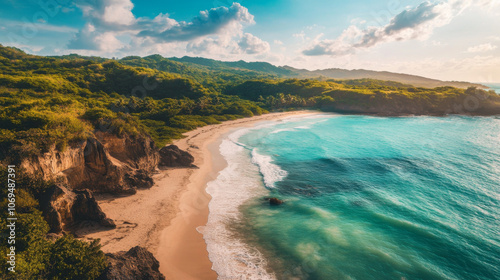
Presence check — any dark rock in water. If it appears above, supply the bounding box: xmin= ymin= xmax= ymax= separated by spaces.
xmin=159 ymin=145 xmax=196 ymax=168
xmin=99 ymin=246 xmax=165 ymax=280
xmin=269 ymin=197 xmax=284 ymax=205
xmin=40 ymin=185 xmax=115 ymax=233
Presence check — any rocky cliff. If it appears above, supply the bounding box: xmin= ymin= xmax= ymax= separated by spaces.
xmin=17 ymin=129 xmax=187 ymax=280
xmin=19 ymin=130 xmax=160 ymax=234
xmin=99 ymin=246 xmax=165 ymax=280
xmin=21 ymin=132 xmax=159 ymax=194
xmin=40 ymin=184 xmax=116 ymax=233
xmin=19 ymin=130 xmax=199 ymax=235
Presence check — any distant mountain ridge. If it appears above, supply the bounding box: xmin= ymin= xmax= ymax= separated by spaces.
xmin=44 ymin=49 xmax=485 ymax=89
xmin=162 ymin=55 xmax=485 ymax=89
xmin=168 ymin=56 xmax=296 ymax=76
xmin=286 ymin=67 xmax=486 ymax=89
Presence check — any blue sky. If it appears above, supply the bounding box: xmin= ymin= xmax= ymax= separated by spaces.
xmin=1 ymin=0 xmax=499 ymax=82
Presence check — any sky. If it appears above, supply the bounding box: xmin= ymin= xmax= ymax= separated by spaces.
xmin=0 ymin=0 xmax=499 ymax=82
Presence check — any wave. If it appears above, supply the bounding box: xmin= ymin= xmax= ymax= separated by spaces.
xmin=268 ymin=128 xmax=297 ymax=135
xmin=202 ymin=133 xmax=276 ymax=279
xmin=251 ymin=148 xmax=288 ymax=188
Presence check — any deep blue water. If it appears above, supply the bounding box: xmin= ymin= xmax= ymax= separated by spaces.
xmin=204 ymin=115 xmax=500 ymax=280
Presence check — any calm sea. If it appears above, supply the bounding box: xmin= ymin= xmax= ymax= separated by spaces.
xmin=202 ymin=114 xmax=500 ymax=280
xmin=484 ymin=83 xmax=500 ymax=94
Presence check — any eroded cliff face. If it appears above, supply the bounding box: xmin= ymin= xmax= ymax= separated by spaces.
xmin=40 ymin=185 xmax=116 ymax=233
xmin=21 ymin=132 xmax=159 ymax=194
xmin=99 ymin=246 xmax=165 ymax=280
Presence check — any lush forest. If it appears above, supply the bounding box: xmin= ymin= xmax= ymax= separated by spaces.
xmin=0 ymin=166 xmax=106 ymax=280
xmin=1 ymin=44 xmax=500 ymax=279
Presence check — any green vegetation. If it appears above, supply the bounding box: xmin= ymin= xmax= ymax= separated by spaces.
xmin=0 ymin=44 xmax=499 ymax=279
xmin=0 ymin=168 xmax=106 ymax=280
xmin=224 ymin=78 xmax=500 ymax=113
xmin=0 ymin=45 xmax=272 ymax=163
xmin=1 ymin=45 xmax=500 ymax=163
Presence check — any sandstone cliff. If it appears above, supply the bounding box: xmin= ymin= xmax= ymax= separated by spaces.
xmin=21 ymin=132 xmax=159 ymax=194
xmin=99 ymin=246 xmax=165 ymax=280
xmin=40 ymin=184 xmax=116 ymax=233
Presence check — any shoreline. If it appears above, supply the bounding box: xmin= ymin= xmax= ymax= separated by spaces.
xmin=80 ymin=110 xmax=319 ymax=279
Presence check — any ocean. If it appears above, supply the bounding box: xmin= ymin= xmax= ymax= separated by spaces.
xmin=201 ymin=114 xmax=500 ymax=280
xmin=484 ymin=83 xmax=500 ymax=94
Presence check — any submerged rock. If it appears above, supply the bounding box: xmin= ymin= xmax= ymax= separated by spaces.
xmin=99 ymin=246 xmax=165 ymax=280
xmin=159 ymin=145 xmax=196 ymax=168
xmin=268 ymin=197 xmax=284 ymax=205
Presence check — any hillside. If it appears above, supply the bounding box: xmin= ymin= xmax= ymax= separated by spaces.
xmin=139 ymin=54 xmax=485 ymax=89
xmin=49 ymin=51 xmax=485 ymax=90
xmin=169 ymin=56 xmax=296 ymax=76
xmin=1 ymin=43 xmax=500 ymax=279
xmin=283 ymin=67 xmax=487 ymax=89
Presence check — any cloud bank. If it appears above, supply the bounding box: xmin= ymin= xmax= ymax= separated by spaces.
xmin=138 ymin=3 xmax=254 ymax=42
xmin=467 ymin=43 xmax=497 ymax=53
xmin=303 ymin=0 xmax=486 ymax=56
xmin=68 ymin=1 xmax=269 ymax=56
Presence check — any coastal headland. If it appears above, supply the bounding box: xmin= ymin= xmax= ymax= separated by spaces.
xmin=80 ymin=110 xmax=318 ymax=279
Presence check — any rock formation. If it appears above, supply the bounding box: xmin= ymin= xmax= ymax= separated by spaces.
xmin=99 ymin=246 xmax=165 ymax=280
xmin=20 ymin=132 xmax=159 ymax=194
xmin=40 ymin=184 xmax=116 ymax=233
xmin=268 ymin=197 xmax=284 ymax=205
xmin=158 ymin=145 xmax=196 ymax=168
xmin=72 ymin=189 xmax=116 ymax=228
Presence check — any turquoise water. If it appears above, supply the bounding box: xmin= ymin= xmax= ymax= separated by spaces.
xmin=485 ymin=83 xmax=500 ymax=94
xmin=204 ymin=115 xmax=500 ymax=280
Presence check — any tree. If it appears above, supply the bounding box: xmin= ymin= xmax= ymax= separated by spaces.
xmin=47 ymin=235 xmax=106 ymax=280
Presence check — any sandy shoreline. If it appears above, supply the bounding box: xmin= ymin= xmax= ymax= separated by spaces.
xmin=81 ymin=110 xmax=318 ymax=279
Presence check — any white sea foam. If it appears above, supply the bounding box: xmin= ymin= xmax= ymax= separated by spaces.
xmin=268 ymin=128 xmax=296 ymax=135
xmin=201 ymin=133 xmax=277 ymax=280
xmin=251 ymin=148 xmax=287 ymax=188
xmin=279 ymin=113 xmax=333 ymax=123
xmin=268 ymin=123 xmax=319 ymax=135
xmin=295 ymin=125 xmax=311 ymax=129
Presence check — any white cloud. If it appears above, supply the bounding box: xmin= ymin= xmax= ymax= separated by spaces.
xmin=303 ymin=0 xmax=480 ymax=56
xmin=467 ymin=43 xmax=497 ymax=53
xmin=138 ymin=3 xmax=254 ymax=42
xmin=103 ymin=0 xmax=135 ymax=25
xmin=293 ymin=31 xmax=306 ymax=41
xmin=67 ymin=1 xmax=268 ymax=57
xmin=186 ymin=36 xmax=238 ymax=55
xmin=95 ymin=32 xmax=124 ymax=52
xmin=238 ymin=33 xmax=270 ymax=54
xmin=75 ymin=0 xmax=136 ymax=28
xmin=67 ymin=23 xmax=100 ymax=50
xmin=0 ymin=19 xmax=78 ymax=33
xmin=303 ymin=26 xmax=360 ymax=56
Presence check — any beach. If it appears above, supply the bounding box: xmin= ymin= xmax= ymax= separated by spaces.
xmin=79 ymin=110 xmax=317 ymax=279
